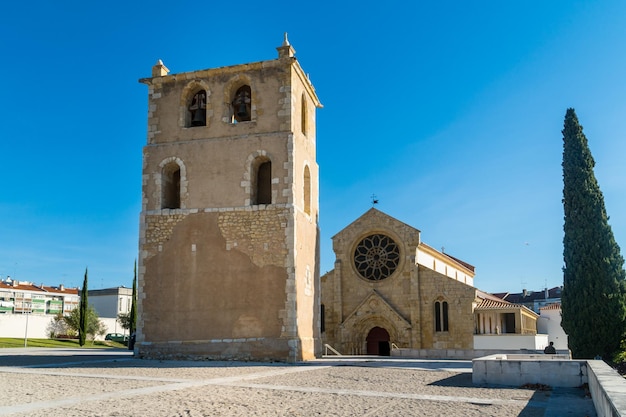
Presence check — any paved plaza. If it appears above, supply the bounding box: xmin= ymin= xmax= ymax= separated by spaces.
xmin=0 ymin=348 xmax=596 ymax=416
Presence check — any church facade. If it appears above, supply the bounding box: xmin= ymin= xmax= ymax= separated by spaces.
xmin=321 ymin=208 xmax=532 ymax=357
xmin=136 ymin=36 xmax=322 ymax=362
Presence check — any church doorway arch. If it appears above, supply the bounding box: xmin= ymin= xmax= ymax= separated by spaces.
xmin=366 ymin=326 xmax=390 ymax=356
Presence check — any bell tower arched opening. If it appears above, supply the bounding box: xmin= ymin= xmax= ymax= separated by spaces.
xmin=232 ymin=85 xmax=251 ymax=123
xmin=188 ymin=90 xmax=207 ymax=127
xmin=250 ymin=157 xmax=272 ymax=205
xmin=161 ymin=162 xmax=181 ymax=209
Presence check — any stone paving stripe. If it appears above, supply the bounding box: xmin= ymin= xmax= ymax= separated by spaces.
xmin=22 ymin=358 xmax=136 ymax=368
xmin=215 ymin=381 xmax=536 ymax=408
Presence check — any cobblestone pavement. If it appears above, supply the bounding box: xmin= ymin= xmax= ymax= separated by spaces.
xmin=0 ymin=349 xmax=597 ymax=416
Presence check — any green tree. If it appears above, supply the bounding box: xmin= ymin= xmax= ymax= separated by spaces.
xmin=561 ymin=108 xmax=626 ymax=359
xmin=64 ymin=306 xmax=106 ymax=342
xmin=117 ymin=262 xmax=138 ymax=334
xmin=129 ymin=260 xmax=137 ymax=336
xmin=117 ymin=312 xmax=132 ymax=331
xmin=47 ymin=313 xmax=74 ymax=338
xmin=79 ymin=268 xmax=88 ymax=346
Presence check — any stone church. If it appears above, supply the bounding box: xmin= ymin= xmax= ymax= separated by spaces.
xmin=136 ymin=35 xmax=322 ymax=362
xmin=321 ymin=208 xmax=529 ymax=357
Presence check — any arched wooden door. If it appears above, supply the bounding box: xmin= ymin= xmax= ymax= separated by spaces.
xmin=366 ymin=327 xmax=390 ymax=356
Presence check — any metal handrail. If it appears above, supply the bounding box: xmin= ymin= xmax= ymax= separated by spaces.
xmin=324 ymin=343 xmax=342 ymax=356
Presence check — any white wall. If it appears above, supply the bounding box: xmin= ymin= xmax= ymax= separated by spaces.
xmin=474 ymin=334 xmax=549 ymax=350
xmin=99 ymin=317 xmax=127 ymax=338
xmin=0 ymin=314 xmax=53 ymax=339
xmin=472 ymin=355 xmax=588 ymax=388
xmin=537 ymin=308 xmax=568 ymax=350
xmin=0 ymin=314 xmax=126 ymax=341
xmin=90 ymin=294 xmax=120 ymax=318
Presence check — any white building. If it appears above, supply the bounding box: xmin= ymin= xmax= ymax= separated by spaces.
xmin=0 ymin=278 xmax=79 ymax=316
xmin=88 ymin=287 xmax=133 ymax=319
xmin=537 ymin=302 xmax=568 ymax=350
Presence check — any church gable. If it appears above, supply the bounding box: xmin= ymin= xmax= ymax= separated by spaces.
xmin=332 ymin=208 xmax=420 ymax=248
xmin=342 ymin=290 xmax=412 ymax=331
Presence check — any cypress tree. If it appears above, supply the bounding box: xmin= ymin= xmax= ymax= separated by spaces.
xmin=561 ymin=108 xmax=626 ymax=359
xmin=79 ymin=268 xmax=89 ymax=347
xmin=129 ymin=260 xmax=137 ymax=336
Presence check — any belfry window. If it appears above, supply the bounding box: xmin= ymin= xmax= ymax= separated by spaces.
xmin=435 ymin=300 xmax=449 ymax=332
xmin=232 ymin=85 xmax=251 ymax=123
xmin=188 ymin=90 xmax=207 ymax=127
xmin=162 ymin=163 xmax=181 ymax=209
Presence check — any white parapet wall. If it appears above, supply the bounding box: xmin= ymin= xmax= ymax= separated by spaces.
xmin=586 ymin=360 xmax=626 ymax=417
xmin=473 ymin=355 xmax=626 ymax=417
xmin=473 ymin=334 xmax=549 ymax=350
xmin=472 ymin=354 xmax=586 ymax=388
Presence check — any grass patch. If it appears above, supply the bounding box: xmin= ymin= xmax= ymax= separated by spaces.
xmin=0 ymin=338 xmax=123 ymax=349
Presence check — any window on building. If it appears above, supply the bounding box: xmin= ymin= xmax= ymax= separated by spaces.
xmin=301 ymin=93 xmax=307 ymax=135
xmin=320 ymin=304 xmax=325 ymax=333
xmin=435 ymin=300 xmax=449 ymax=332
xmin=188 ymin=90 xmax=207 ymax=127
xmin=303 ymin=165 xmax=311 ymax=215
xmin=252 ymin=160 xmax=271 ymax=205
xmin=232 ymin=85 xmax=251 ymax=123
xmin=162 ymin=162 xmax=181 ymax=209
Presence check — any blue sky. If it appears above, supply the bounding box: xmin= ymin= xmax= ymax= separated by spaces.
xmin=1 ymin=1 xmax=625 ymax=293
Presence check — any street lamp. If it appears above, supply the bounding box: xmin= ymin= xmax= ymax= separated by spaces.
xmin=23 ymin=301 xmax=31 ymax=347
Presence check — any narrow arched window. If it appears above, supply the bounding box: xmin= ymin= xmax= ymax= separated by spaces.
xmin=162 ymin=163 xmax=181 ymax=209
xmin=254 ymin=160 xmax=271 ymax=205
xmin=232 ymin=85 xmax=251 ymax=123
xmin=320 ymin=304 xmax=325 ymax=333
xmin=188 ymin=90 xmax=207 ymax=127
xmin=301 ymin=93 xmax=307 ymax=135
xmin=303 ymin=165 xmax=311 ymax=215
xmin=435 ymin=300 xmax=449 ymax=332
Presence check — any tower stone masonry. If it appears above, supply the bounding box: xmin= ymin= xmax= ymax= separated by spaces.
xmin=136 ymin=35 xmax=322 ymax=362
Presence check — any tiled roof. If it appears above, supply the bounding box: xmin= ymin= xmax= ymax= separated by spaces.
xmin=475 ymin=290 xmax=508 ymax=303
xmin=474 ymin=294 xmax=539 ymax=317
xmin=441 ymin=252 xmax=475 ymax=273
xmin=0 ymin=282 xmax=40 ymax=292
xmin=475 ymin=299 xmax=515 ymax=310
xmin=0 ymin=281 xmax=78 ymax=295
xmin=419 ymin=243 xmax=475 ymax=273
xmin=498 ymin=286 xmax=562 ymax=303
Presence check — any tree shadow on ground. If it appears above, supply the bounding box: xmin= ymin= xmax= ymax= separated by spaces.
xmin=428 ymin=373 xmax=561 ymax=417
xmin=427 ymin=372 xmax=473 ymax=387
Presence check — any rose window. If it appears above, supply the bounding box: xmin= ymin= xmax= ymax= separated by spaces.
xmin=353 ymin=234 xmax=400 ymax=281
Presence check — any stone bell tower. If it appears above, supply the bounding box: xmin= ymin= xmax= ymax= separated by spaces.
xmin=136 ymin=35 xmax=322 ymax=362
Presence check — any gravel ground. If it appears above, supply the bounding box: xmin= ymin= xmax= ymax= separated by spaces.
xmin=0 ymin=351 xmax=596 ymax=417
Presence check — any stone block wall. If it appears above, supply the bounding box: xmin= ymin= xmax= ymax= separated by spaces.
xmin=418 ymin=268 xmax=476 ymax=350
